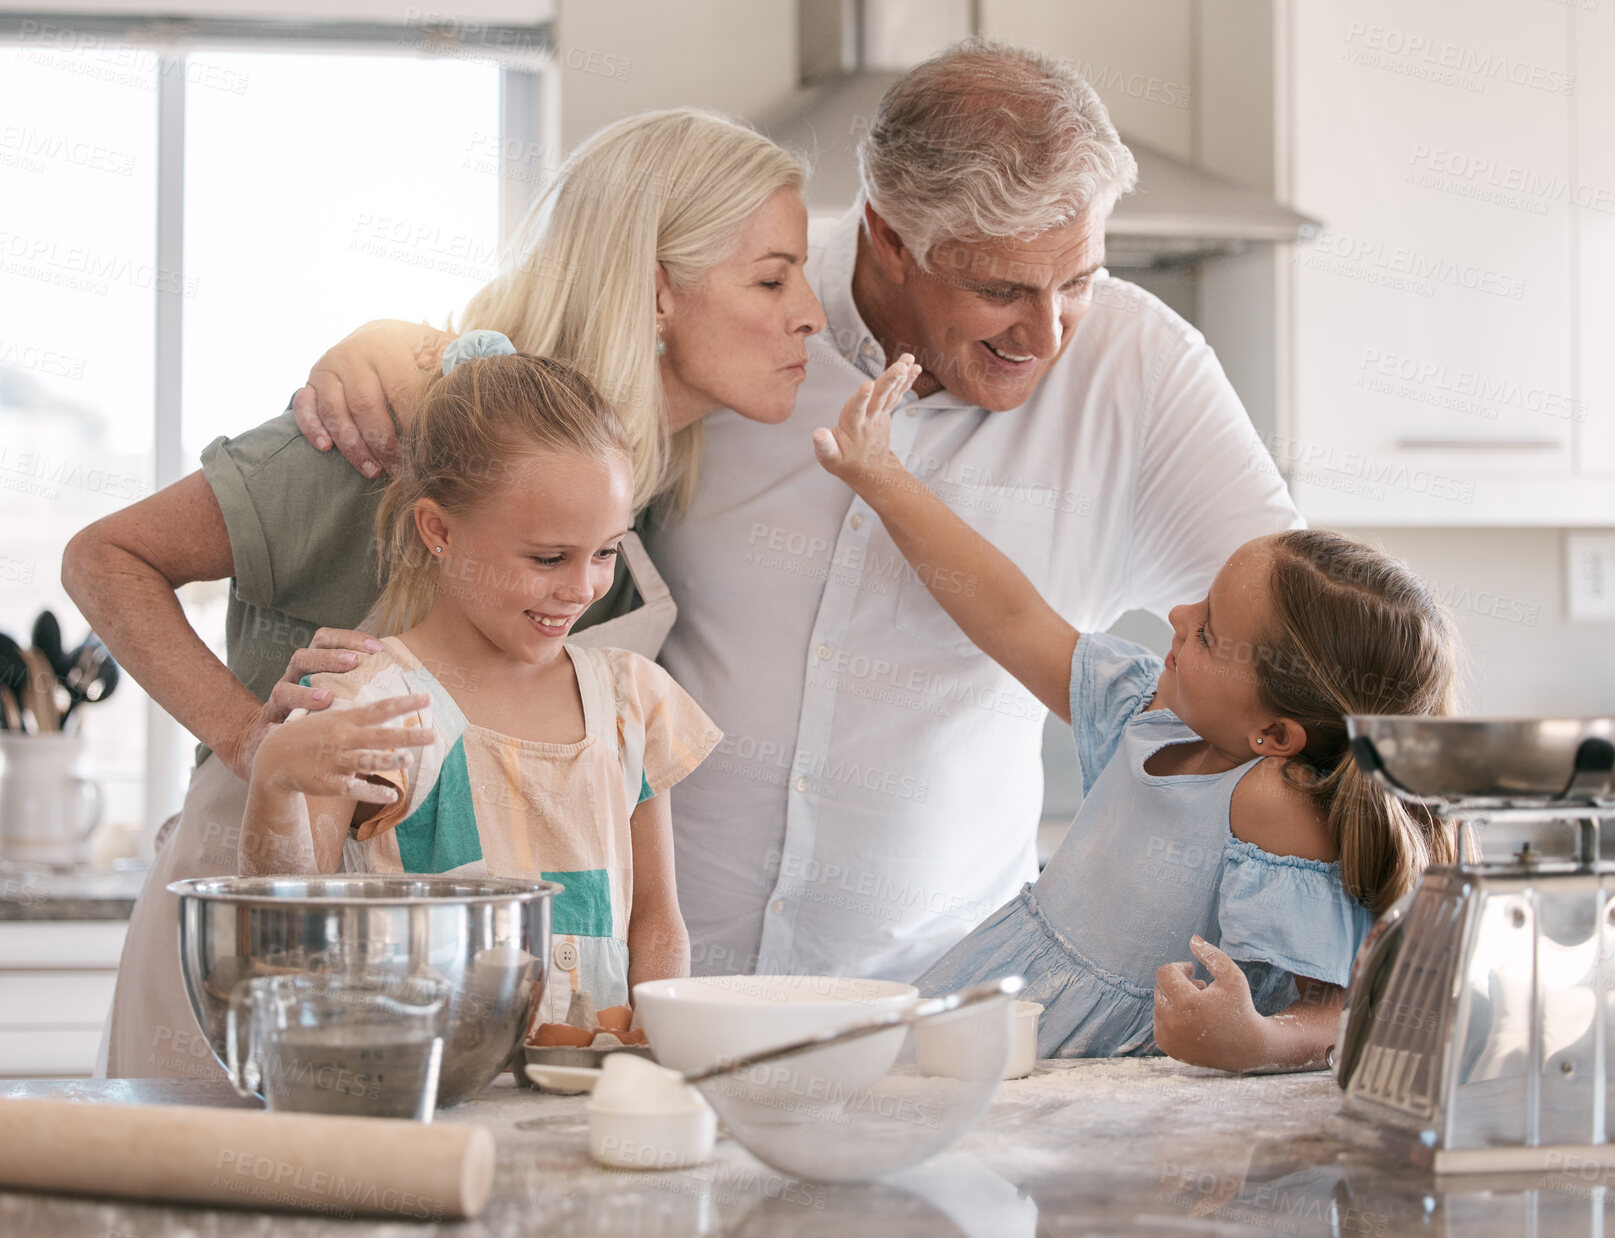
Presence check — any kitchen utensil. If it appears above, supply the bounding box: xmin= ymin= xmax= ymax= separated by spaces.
xmin=1347 ymin=715 xmax=1615 ymax=808
xmin=227 ymin=972 xmax=450 ymax=1121
xmin=1333 ymin=714 xmax=1615 ymax=1172
xmin=519 ymin=1042 xmax=655 ymax=1093
xmin=684 ymin=977 xmax=1022 ymax=1182
xmin=170 ymin=875 xmax=560 ymax=1108
xmin=0 ymin=733 xmax=102 ymax=867
xmin=60 ymin=636 xmax=117 ymax=725
xmin=525 ymin=1062 xmax=611 ymax=1093
xmin=586 ymin=1054 xmax=717 ymax=1171
xmin=0 ymin=1096 xmax=494 ymax=1219
xmin=29 ymin=611 xmax=68 ymax=680
xmin=0 ymin=636 xmax=31 ymax=730
xmin=19 ymin=647 xmax=61 ymax=730
xmin=588 ymin=1099 xmax=718 ymax=1171
xmin=556 ymin=980 xmax=1018 ymax=1178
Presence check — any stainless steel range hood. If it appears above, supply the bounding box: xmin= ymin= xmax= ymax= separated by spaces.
xmin=1103 ymin=140 xmax=1320 ymax=268
xmin=759 ymin=2 xmax=1319 ymax=270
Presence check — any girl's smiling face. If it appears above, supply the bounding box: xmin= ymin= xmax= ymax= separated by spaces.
xmin=417 ymin=447 xmax=633 ymax=666
xmin=1158 ymin=537 xmax=1283 ymax=760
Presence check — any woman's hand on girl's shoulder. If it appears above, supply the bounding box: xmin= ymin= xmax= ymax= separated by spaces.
xmin=253 ymin=693 xmax=434 ymax=802
xmin=1229 ymin=757 xmax=1336 ymax=862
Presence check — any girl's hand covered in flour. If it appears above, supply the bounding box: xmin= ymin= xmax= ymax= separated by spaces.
xmin=1152 ymin=935 xmax=1344 ymax=1074
xmin=1152 ymin=936 xmax=1266 ymax=1071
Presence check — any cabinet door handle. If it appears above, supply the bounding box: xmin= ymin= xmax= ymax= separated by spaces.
xmin=1393 ymin=437 xmax=1563 ymax=452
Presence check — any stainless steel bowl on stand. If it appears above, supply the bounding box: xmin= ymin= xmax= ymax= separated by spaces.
xmin=1334 ymin=716 xmax=1615 ymax=1173
xmin=169 ymin=875 xmax=559 ymax=1109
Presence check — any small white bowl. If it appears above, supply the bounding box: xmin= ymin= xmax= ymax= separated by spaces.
xmin=587 ymin=1096 xmax=716 ymax=1170
xmin=916 ymin=999 xmax=1043 ymax=1080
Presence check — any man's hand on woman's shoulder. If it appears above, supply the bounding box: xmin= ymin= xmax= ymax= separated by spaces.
xmin=293 ymin=319 xmax=453 ymax=479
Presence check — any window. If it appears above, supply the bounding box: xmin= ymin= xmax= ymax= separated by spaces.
xmin=0 ymin=43 xmax=158 ymax=836
xmin=0 ymin=19 xmax=546 ymax=855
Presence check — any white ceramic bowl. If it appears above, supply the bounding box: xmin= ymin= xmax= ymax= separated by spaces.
xmin=633 ymin=974 xmax=918 ymax=1097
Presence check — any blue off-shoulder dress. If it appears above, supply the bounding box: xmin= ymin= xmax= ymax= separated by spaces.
xmin=917 ymin=631 xmax=1376 ymax=1059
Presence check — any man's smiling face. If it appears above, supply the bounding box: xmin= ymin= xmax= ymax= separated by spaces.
xmin=895 ymin=208 xmax=1106 ymax=411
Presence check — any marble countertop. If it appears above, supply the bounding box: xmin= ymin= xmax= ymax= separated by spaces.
xmin=1 ymin=1059 xmax=1608 ymax=1236
xmin=0 ymin=864 xmax=145 ymax=920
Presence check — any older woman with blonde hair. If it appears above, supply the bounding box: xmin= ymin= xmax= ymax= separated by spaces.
xmin=64 ymin=107 xmax=899 ymax=1081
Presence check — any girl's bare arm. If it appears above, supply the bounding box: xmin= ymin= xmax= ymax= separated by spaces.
xmin=625 ymin=790 xmax=690 ymax=992
xmin=814 ymin=361 xmax=1080 ymax=723
xmin=240 ymin=694 xmax=431 ymax=875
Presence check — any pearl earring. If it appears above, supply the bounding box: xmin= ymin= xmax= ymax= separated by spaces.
xmin=434 ymin=546 xmax=443 ymax=554
xmin=1255 ymin=738 xmax=1264 ymax=745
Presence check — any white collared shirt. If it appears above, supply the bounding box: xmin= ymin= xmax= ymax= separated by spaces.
xmin=643 ymin=205 xmax=1301 ymax=982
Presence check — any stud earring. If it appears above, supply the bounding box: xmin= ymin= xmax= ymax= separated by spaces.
xmin=1255 ymin=737 xmax=1264 ymax=745
xmin=434 ymin=546 xmax=443 ymax=554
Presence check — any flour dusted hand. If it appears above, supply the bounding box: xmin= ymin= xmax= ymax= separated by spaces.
xmin=1152 ymin=936 xmax=1267 ymax=1071
xmin=223 ymin=627 xmax=385 ymax=782
xmin=253 ymin=693 xmax=434 ymax=804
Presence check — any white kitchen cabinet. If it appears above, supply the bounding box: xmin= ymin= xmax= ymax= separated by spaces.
xmin=1287 ymin=0 xmax=1614 ymax=524
xmin=0 ymin=921 xmax=125 ymax=1078
xmin=1573 ymin=1 xmax=1615 ymax=481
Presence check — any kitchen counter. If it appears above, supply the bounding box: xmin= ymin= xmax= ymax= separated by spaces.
xmin=2 ymin=1060 xmax=1609 ymax=1236
xmin=0 ymin=864 xmax=145 ymax=920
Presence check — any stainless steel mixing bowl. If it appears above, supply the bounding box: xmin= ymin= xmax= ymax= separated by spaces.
xmin=1346 ymin=715 xmax=1615 ymax=808
xmin=169 ymin=875 xmax=558 ymax=1108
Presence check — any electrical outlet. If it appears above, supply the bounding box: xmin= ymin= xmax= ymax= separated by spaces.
xmin=1565 ymin=533 xmax=1615 ymax=621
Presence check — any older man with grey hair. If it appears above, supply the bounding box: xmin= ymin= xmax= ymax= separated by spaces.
xmin=297 ymin=39 xmax=1300 ymax=982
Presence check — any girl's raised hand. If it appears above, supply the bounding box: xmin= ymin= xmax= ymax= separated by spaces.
xmin=252 ymin=693 xmax=435 ymax=804
xmin=1152 ymin=935 xmax=1267 ymax=1071
xmin=813 ymin=354 xmax=922 ymax=489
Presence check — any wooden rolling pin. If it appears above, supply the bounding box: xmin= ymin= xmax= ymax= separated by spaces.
xmin=0 ymin=1098 xmax=495 ymax=1220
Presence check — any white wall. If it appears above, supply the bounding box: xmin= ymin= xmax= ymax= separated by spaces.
xmin=554 ymin=0 xmax=797 ymax=148
xmin=1349 ymin=528 xmax=1615 ymax=716
xmin=980 ymin=0 xmax=1195 ymax=159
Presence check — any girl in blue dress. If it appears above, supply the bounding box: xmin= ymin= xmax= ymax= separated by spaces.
xmin=814 ymin=360 xmax=1461 ymax=1072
